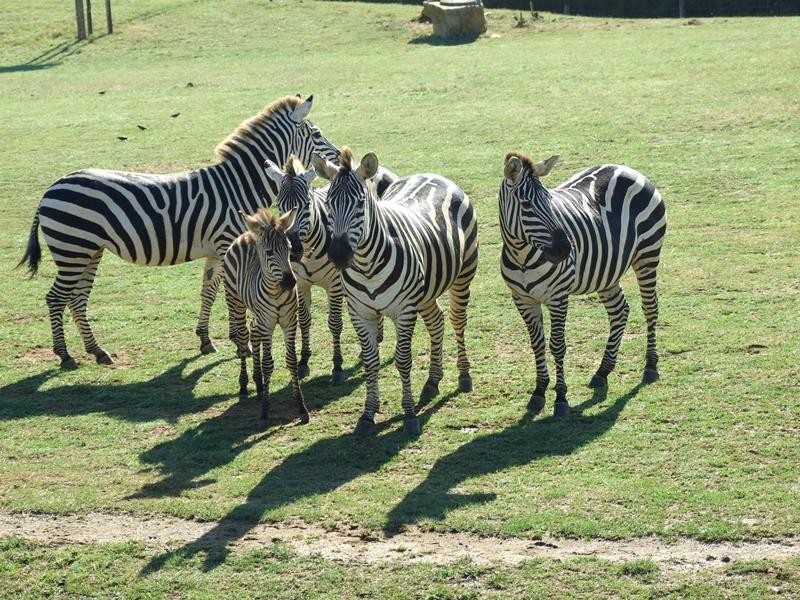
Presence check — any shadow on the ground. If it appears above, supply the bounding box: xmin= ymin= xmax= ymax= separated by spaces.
xmin=0 ymin=40 xmax=85 ymax=74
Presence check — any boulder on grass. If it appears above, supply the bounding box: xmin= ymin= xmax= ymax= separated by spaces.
xmin=422 ymin=0 xmax=487 ymax=40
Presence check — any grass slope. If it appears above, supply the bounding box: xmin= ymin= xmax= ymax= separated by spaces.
xmin=0 ymin=0 xmax=798 ymax=592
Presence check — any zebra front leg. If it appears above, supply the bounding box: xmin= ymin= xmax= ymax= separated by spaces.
xmin=296 ymin=284 xmax=313 ymax=379
xmin=513 ymin=296 xmax=550 ymax=413
xmin=252 ymin=326 xmax=270 ymax=430
xmin=67 ymin=250 xmax=114 ymax=365
xmin=327 ymin=280 xmax=346 ymax=384
xmin=349 ymin=309 xmax=381 ymax=436
xmin=634 ymin=258 xmax=661 ymax=384
xmin=419 ymin=301 xmax=445 ymax=402
xmin=196 ymin=257 xmax=222 ymax=355
xmin=589 ymin=283 xmax=630 ymax=389
xmin=548 ymin=296 xmax=570 ymax=417
xmin=283 ymin=317 xmax=309 ymax=424
xmin=393 ymin=309 xmax=421 ymax=436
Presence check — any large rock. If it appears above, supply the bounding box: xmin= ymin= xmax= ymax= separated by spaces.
xmin=422 ymin=0 xmax=487 ymax=39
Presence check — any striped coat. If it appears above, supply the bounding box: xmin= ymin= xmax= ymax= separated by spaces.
xmin=223 ymin=208 xmax=308 ymax=427
xmin=314 ymin=148 xmax=478 ymax=436
xmin=499 ymin=152 xmax=666 ymax=415
xmin=17 ymin=95 xmax=339 ymax=369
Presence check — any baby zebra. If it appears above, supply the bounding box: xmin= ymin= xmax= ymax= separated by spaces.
xmin=223 ymin=207 xmax=309 ymax=427
xmin=499 ymin=152 xmax=666 ymax=416
xmin=314 ymin=148 xmax=479 ymax=437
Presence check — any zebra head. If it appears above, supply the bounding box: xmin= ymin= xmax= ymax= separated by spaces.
xmin=312 ymin=148 xmax=378 ymax=271
xmin=288 ymin=96 xmax=340 ymax=168
xmin=502 ymin=152 xmax=572 ymax=264
xmin=240 ymin=208 xmax=298 ymax=290
xmin=264 ymin=156 xmax=316 ymax=262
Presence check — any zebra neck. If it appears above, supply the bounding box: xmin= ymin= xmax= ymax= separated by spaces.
xmin=304 ymin=196 xmax=330 ymax=258
xmin=203 ymin=159 xmax=273 ymax=214
xmin=353 ymin=192 xmax=390 ymax=273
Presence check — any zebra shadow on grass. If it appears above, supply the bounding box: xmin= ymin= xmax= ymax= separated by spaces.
xmin=140 ymin=388 xmax=456 ymax=575
xmin=0 ymin=356 xmax=229 ymax=425
xmin=127 ymin=362 xmax=369 ymax=500
xmin=383 ymin=383 xmax=644 ymax=535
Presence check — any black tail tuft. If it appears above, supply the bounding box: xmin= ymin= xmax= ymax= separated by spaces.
xmin=16 ymin=212 xmax=42 ymax=277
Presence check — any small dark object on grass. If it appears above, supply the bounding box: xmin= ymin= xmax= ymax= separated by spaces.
xmin=171 ymin=112 xmax=180 ymax=118
xmin=186 ymin=82 xmax=194 ymax=87
xmin=137 ymin=124 xmax=146 ymax=131
xmin=98 ymin=90 xmax=106 ymax=95
xmin=411 ymin=13 xmax=432 ymax=24
xmin=117 ymin=136 xmax=128 ymax=141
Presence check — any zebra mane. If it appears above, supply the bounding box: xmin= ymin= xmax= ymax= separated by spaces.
xmin=214 ymin=96 xmax=304 ymax=162
xmin=338 ymin=147 xmax=355 ymax=176
xmin=504 ymin=151 xmax=538 ymax=176
xmin=283 ymin=155 xmax=305 ymax=178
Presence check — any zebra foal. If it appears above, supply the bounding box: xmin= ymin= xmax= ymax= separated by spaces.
xmin=499 ymin=152 xmax=666 ymax=416
xmin=17 ymin=95 xmax=339 ymax=369
xmin=314 ymin=148 xmax=479 ymax=436
xmin=223 ymin=207 xmax=308 ymax=427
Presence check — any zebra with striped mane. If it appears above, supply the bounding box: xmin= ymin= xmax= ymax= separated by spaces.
xmin=313 ymin=148 xmax=479 ymax=436
xmin=499 ymin=152 xmax=666 ymax=416
xmin=262 ymin=156 xmax=399 ymax=385
xmin=223 ymin=207 xmax=308 ymax=427
xmin=17 ymin=95 xmax=339 ymax=369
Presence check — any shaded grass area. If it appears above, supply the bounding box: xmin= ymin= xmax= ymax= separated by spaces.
xmin=1 ymin=538 xmax=798 ymax=599
xmin=0 ymin=0 xmax=798 ymax=587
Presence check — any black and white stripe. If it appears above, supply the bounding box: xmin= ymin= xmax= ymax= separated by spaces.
xmin=263 ymin=156 xmax=400 ymax=385
xmin=314 ymin=148 xmax=479 ymax=436
xmin=223 ymin=208 xmax=308 ymax=427
xmin=17 ymin=95 xmax=339 ymax=369
xmin=499 ymin=152 xmax=667 ymax=415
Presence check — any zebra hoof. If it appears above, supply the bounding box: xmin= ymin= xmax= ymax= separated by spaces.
xmin=527 ymin=394 xmax=546 ymax=414
xmin=331 ymin=369 xmax=346 ymax=385
xmin=200 ymin=340 xmax=217 ymax=355
xmin=420 ymin=380 xmax=439 ymax=401
xmin=642 ymin=368 xmax=660 ymax=384
xmin=588 ymin=373 xmax=607 ymax=389
xmin=403 ymin=416 xmax=421 ymax=436
xmin=238 ymin=390 xmax=248 ymax=402
xmin=297 ymin=363 xmax=310 ymax=380
xmin=95 ymin=351 xmax=114 ymax=365
xmin=299 ymin=412 xmax=310 ymax=425
xmin=553 ymin=401 xmax=570 ymax=417
xmin=60 ymin=356 xmax=79 ymax=370
xmin=353 ymin=416 xmax=375 ymax=437
xmin=458 ymin=376 xmax=473 ymax=393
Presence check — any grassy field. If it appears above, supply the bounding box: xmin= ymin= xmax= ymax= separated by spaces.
xmin=1 ymin=0 xmax=798 ymax=596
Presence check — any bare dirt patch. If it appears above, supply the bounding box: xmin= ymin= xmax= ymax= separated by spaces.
xmin=1 ymin=512 xmax=797 ymax=573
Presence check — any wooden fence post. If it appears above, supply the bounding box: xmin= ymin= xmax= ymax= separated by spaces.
xmin=75 ymin=0 xmax=87 ymax=39
xmin=86 ymin=0 xmax=94 ymax=35
xmin=105 ymin=0 xmax=113 ymax=34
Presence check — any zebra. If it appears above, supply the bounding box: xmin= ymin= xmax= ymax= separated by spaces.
xmin=16 ymin=95 xmax=339 ymax=369
xmin=223 ymin=207 xmax=308 ymax=427
xmin=262 ymin=156 xmax=400 ymax=385
xmin=499 ymin=151 xmax=666 ymax=416
xmin=313 ymin=148 xmax=479 ymax=436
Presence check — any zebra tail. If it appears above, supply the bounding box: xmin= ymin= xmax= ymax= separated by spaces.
xmin=16 ymin=211 xmax=42 ymax=277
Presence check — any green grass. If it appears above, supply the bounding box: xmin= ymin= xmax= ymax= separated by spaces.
xmin=2 ymin=538 xmax=798 ymax=599
xmin=1 ymin=0 xmax=799 ymax=595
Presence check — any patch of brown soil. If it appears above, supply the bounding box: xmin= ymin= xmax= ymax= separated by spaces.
xmin=0 ymin=512 xmax=797 ymax=573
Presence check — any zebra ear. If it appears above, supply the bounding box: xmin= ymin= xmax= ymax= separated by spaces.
xmin=311 ymin=153 xmax=338 ymax=181
xmin=240 ymin=211 xmax=263 ymax=234
xmin=263 ymin=160 xmax=285 ymax=184
xmin=290 ymin=95 xmax=313 ymax=122
xmin=302 ymin=167 xmax=317 ymax=186
xmin=356 ymin=152 xmax=379 ymax=181
xmin=278 ymin=207 xmax=297 ymax=232
xmin=504 ymin=156 xmax=524 ymax=185
xmin=533 ymin=155 xmax=560 ymax=177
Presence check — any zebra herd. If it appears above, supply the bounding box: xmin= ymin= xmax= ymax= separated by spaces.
xmin=18 ymin=95 xmax=667 ymax=436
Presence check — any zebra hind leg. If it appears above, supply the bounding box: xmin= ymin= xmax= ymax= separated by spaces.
xmin=196 ymin=257 xmax=222 ymax=355
xmin=418 ymin=301 xmax=445 ymax=403
xmin=634 ymin=256 xmax=661 ymax=384
xmin=588 ymin=283 xmax=630 ymax=389
xmin=393 ymin=309 xmax=421 ymax=436
xmin=448 ymin=276 xmax=476 ymax=394
xmin=67 ymin=250 xmax=114 ymax=365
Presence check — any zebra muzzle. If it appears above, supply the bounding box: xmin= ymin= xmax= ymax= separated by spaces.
xmin=543 ymin=229 xmax=572 ymax=263
xmin=327 ymin=235 xmax=354 ymax=270
xmin=280 ymin=271 xmax=297 ymax=289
